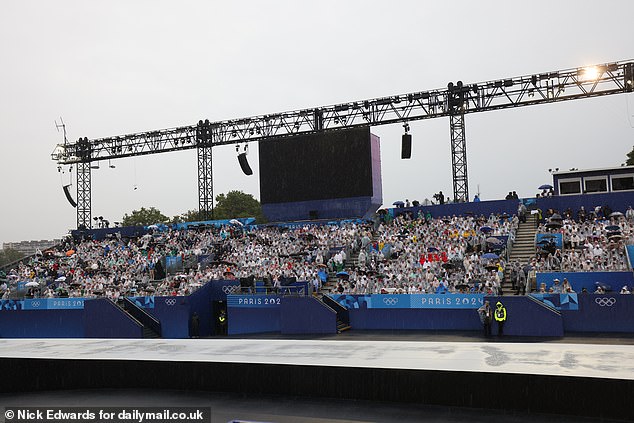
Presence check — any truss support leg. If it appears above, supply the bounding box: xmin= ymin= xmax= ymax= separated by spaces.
xmin=450 ymin=113 xmax=469 ymax=203
xmin=197 ymin=146 xmax=214 ymax=220
xmin=76 ymin=162 xmax=92 ymax=229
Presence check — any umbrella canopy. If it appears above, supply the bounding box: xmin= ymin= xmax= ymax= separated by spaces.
xmin=392 ymin=201 xmax=404 ymax=206
xmin=25 ymin=281 xmax=39 ymax=288
xmin=545 ymin=221 xmax=563 ymax=228
xmin=479 ymin=226 xmax=494 ymax=233
xmin=427 ymin=247 xmax=439 ymax=252
xmin=609 ymin=211 xmax=624 ymax=218
xmin=486 ymin=237 xmax=504 ymax=245
xmin=605 ymin=225 xmax=621 ymax=232
xmin=539 ymin=184 xmax=553 ymax=190
xmin=481 ymin=253 xmax=499 ymax=260
xmin=549 ymin=213 xmax=563 ymax=221
xmin=65 ymin=250 xmax=75 ymax=257
xmin=55 ymin=276 xmax=67 ymax=282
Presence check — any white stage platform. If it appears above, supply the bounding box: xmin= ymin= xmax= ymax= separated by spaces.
xmin=0 ymin=338 xmax=633 ymax=381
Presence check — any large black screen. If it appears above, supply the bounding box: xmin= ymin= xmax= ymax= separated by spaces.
xmin=259 ymin=127 xmax=373 ymax=204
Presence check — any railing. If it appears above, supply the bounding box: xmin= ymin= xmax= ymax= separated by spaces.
xmin=122 ymin=298 xmax=162 ymax=336
xmin=322 ymin=295 xmax=349 ymax=326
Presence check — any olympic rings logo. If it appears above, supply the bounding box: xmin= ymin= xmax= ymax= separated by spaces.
xmin=31 ymin=301 xmax=41 ymax=308
xmin=383 ymin=297 xmax=398 ymax=306
xmin=222 ymin=285 xmax=238 ymax=294
xmin=165 ymin=298 xmax=177 ymax=306
xmin=595 ymin=297 xmax=616 ymax=307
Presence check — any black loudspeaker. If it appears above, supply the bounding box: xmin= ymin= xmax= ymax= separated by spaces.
xmin=237 ymin=153 xmax=253 ymax=175
xmin=62 ymin=185 xmax=77 ymax=208
xmin=401 ymin=133 xmax=412 ymax=159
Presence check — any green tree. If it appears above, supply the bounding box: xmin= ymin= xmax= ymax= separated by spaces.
xmin=213 ymin=190 xmax=266 ymax=223
xmin=122 ymin=207 xmax=169 ymax=227
xmin=627 ymin=146 xmax=634 ymax=166
xmin=0 ymin=248 xmax=25 ymax=267
xmin=170 ymin=209 xmax=206 ymax=224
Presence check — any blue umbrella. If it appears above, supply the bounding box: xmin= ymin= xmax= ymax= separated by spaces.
xmin=392 ymin=201 xmax=404 ymax=206
xmin=480 ymin=226 xmax=493 ymax=233
xmin=481 ymin=253 xmax=499 ymax=260
xmin=539 ymin=184 xmax=553 ymax=190
xmin=427 ymin=247 xmax=439 ymax=252
xmin=336 ymin=271 xmax=349 ymax=280
xmin=605 ymin=225 xmax=620 ymax=232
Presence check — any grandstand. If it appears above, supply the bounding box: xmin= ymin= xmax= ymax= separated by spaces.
xmin=2 ymin=186 xmax=634 ymax=420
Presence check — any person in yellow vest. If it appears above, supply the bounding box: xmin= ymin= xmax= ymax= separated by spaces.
xmin=218 ymin=309 xmax=227 ymax=336
xmin=494 ymin=301 xmax=507 ymax=336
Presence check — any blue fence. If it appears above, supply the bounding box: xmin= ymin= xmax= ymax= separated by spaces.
xmin=330 ymin=294 xmax=484 ymax=309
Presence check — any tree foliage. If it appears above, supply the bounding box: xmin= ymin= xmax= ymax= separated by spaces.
xmin=627 ymin=146 xmax=634 ymax=166
xmin=0 ymin=248 xmax=25 ymax=267
xmin=213 ymin=190 xmax=265 ymax=223
xmin=170 ymin=209 xmax=206 ymax=224
xmin=122 ymin=207 xmax=169 ymax=227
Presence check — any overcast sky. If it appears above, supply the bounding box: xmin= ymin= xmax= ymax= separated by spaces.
xmin=1 ymin=0 xmax=633 ymax=246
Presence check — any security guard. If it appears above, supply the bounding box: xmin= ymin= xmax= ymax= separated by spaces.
xmin=218 ymin=309 xmax=227 ymax=336
xmin=494 ymin=301 xmax=507 ymax=336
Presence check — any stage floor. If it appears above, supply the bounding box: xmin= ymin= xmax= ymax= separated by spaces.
xmin=0 ymin=337 xmax=633 ymax=381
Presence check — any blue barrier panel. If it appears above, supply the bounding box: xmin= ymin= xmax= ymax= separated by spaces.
xmin=0 ymin=299 xmax=23 ymax=310
xmin=127 ymin=296 xmax=155 ymax=309
xmin=562 ymin=294 xmax=634 ymax=333
xmin=530 ymin=293 xmax=579 ymax=311
xmin=227 ymin=295 xmax=281 ymax=335
xmin=485 ymin=296 xmax=564 ymax=337
xmin=330 ymin=294 xmax=484 ymax=309
xmin=23 ymin=298 xmax=86 ymax=310
xmin=280 ymin=297 xmax=336 ymax=334
xmin=536 ymin=271 xmax=634 ymax=293
xmin=84 ymin=298 xmax=143 ymax=339
xmin=347 ymin=308 xmax=481 ymax=330
xmin=0 ymin=309 xmax=84 ymax=338
xmin=228 ymin=295 xmax=282 ymax=308
xmin=144 ymin=296 xmax=191 ymax=339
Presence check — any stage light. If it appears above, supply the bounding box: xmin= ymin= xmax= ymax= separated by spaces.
xmin=578 ymin=66 xmax=600 ymax=81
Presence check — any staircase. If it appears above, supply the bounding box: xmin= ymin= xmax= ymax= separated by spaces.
xmin=119 ymin=298 xmax=162 ymax=338
xmin=502 ymin=214 xmax=539 ymax=294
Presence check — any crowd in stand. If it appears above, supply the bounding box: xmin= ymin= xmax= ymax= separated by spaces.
xmin=532 ymin=206 xmax=633 ymax=273
xmin=1 ymin=202 xmax=632 ymax=300
xmin=332 ymin=212 xmax=516 ymax=295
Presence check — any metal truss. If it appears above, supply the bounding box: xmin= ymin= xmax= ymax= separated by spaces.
xmin=51 ymin=60 xmax=634 ymax=226
xmin=197 ymin=121 xmax=214 ymax=220
xmin=76 ymin=161 xmax=91 ymax=229
xmin=449 ymin=114 xmax=468 ymax=202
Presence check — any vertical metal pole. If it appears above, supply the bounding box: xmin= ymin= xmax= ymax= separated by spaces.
xmin=76 ymin=161 xmax=92 ymax=229
xmin=197 ymin=146 xmax=214 ymax=220
xmin=196 ymin=120 xmax=214 ymax=221
xmin=449 ymin=113 xmax=469 ymax=203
